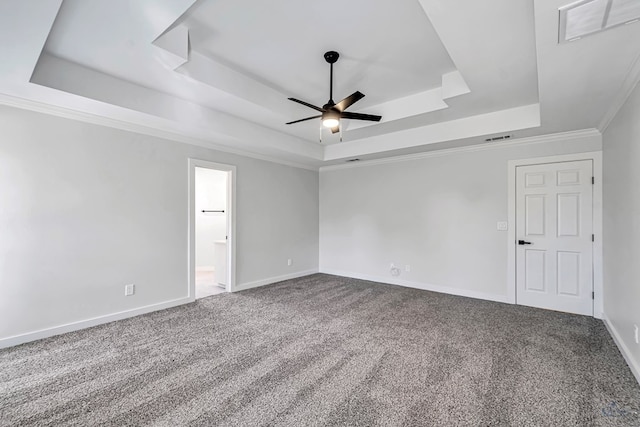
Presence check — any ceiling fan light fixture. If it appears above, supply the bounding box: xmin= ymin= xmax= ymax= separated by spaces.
xmin=322 ymin=110 xmax=340 ymax=128
xmin=322 ymin=118 xmax=340 ymax=128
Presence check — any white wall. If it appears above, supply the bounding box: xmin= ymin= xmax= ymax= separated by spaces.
xmin=195 ymin=168 xmax=227 ymax=268
xmin=603 ymin=80 xmax=640 ymax=382
xmin=320 ymin=133 xmax=601 ymax=301
xmin=0 ymin=105 xmax=319 ymax=344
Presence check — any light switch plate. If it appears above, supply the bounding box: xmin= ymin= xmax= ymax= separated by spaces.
xmin=497 ymin=221 xmax=508 ymax=231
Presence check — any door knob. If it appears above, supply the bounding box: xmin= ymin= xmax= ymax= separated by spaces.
xmin=518 ymin=240 xmax=532 ymax=245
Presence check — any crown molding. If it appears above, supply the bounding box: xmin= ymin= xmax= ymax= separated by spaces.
xmin=0 ymin=91 xmax=606 ymax=175
xmin=599 ymin=53 xmax=640 ymax=132
xmin=319 ymin=128 xmax=601 ymax=172
xmin=0 ymin=93 xmax=320 ymax=172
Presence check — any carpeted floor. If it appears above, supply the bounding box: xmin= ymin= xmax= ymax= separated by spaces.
xmin=1 ymin=274 xmax=639 ymax=426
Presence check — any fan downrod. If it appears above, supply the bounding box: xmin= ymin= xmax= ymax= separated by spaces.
xmin=324 ymin=51 xmax=339 ymax=64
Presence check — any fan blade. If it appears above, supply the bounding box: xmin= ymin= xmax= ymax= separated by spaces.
xmin=331 ymin=125 xmax=340 ymax=134
xmin=341 ymin=111 xmax=382 ymax=122
xmin=288 ymin=98 xmax=324 ymax=113
xmin=286 ymin=115 xmax=322 ymax=125
xmin=335 ymin=91 xmax=365 ymax=112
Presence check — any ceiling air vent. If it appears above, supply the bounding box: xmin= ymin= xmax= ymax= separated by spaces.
xmin=485 ymin=134 xmax=512 ymax=142
xmin=559 ymin=0 xmax=640 ymax=43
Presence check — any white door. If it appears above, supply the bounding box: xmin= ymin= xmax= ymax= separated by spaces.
xmin=516 ymin=160 xmax=593 ymax=315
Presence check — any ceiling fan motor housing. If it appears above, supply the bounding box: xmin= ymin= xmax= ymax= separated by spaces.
xmin=324 ymin=51 xmax=339 ymax=64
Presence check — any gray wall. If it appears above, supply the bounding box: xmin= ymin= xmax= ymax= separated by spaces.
xmin=603 ymin=81 xmax=640 ymax=379
xmin=0 ymin=106 xmax=319 ymax=341
xmin=320 ymin=133 xmax=601 ymax=300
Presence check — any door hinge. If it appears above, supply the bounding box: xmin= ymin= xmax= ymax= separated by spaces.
xmin=592 ymin=234 xmax=595 ymax=242
xmin=592 ymin=176 xmax=595 ymax=185
xmin=592 ymin=291 xmax=595 ymax=300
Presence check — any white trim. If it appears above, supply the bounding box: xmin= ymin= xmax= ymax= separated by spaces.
xmin=235 ymin=270 xmax=319 ymax=292
xmin=599 ymin=54 xmax=640 ymax=132
xmin=319 ymin=129 xmax=601 ymax=172
xmin=1 ymin=91 xmax=611 ymax=173
xmin=189 ymin=159 xmax=237 ymax=296
xmin=592 ymin=153 xmax=604 ymax=319
xmin=506 ymin=151 xmax=603 ymax=318
xmin=603 ymin=314 xmax=640 ymax=386
xmin=0 ymin=93 xmax=319 ymax=172
xmin=320 ymin=269 xmax=508 ymax=304
xmin=0 ymin=297 xmax=192 ymax=349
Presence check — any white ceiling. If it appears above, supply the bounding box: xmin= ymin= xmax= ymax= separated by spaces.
xmin=185 ymin=0 xmax=455 ymax=103
xmin=0 ymin=0 xmax=639 ymax=169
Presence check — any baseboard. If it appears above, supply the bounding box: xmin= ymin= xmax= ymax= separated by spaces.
xmin=602 ymin=314 xmax=640 ymax=386
xmin=0 ymin=296 xmax=192 ymax=349
xmin=320 ymin=269 xmax=509 ymax=304
xmin=0 ymin=269 xmax=505 ymax=349
xmin=235 ymin=269 xmax=319 ymax=292
xmin=0 ymin=270 xmax=319 ymax=349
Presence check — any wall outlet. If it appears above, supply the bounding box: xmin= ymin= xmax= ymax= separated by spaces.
xmin=287 ymin=258 xmax=292 ymax=266
xmin=124 ymin=284 xmax=135 ymax=296
xmin=390 ymin=263 xmax=400 ymax=277
xmin=497 ymin=221 xmax=508 ymax=231
xmin=405 ymin=265 xmax=411 ymax=272
xmin=635 ymin=324 xmax=639 ymax=344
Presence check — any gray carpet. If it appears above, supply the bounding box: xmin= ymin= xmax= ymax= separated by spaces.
xmin=1 ymin=274 xmax=639 ymax=426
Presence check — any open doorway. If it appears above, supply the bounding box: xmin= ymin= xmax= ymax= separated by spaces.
xmin=189 ymin=159 xmax=236 ymax=300
xmin=195 ymin=167 xmax=227 ymax=298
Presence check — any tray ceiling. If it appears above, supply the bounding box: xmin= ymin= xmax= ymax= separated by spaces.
xmin=0 ymin=0 xmax=638 ymax=168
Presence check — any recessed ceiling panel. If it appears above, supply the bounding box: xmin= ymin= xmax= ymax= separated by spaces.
xmin=182 ymin=0 xmax=456 ymax=107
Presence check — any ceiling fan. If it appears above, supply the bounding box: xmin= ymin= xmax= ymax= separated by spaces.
xmin=286 ymin=51 xmax=382 ymax=139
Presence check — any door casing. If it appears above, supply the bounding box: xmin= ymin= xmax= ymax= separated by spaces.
xmin=507 ymin=151 xmax=603 ymax=318
xmin=188 ymin=158 xmax=237 ymax=298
